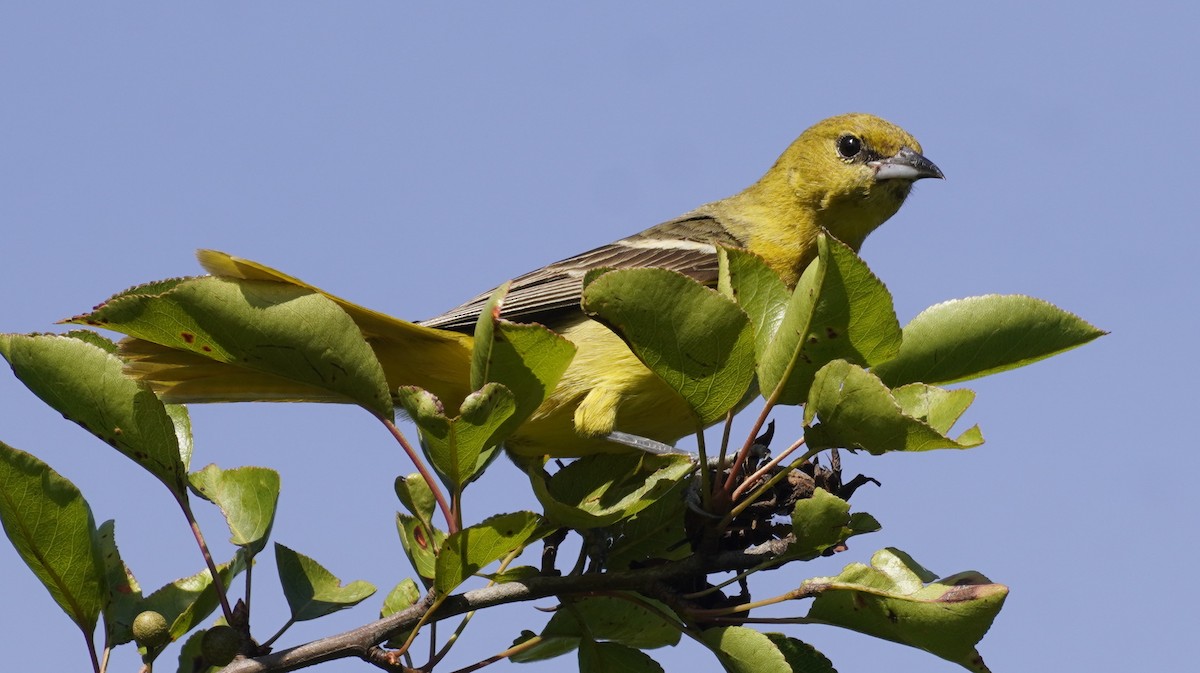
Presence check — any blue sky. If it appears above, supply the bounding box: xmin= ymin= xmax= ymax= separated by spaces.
xmin=2 ymin=4 xmax=1195 ymax=672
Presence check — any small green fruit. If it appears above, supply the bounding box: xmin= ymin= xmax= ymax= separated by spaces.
xmin=131 ymin=610 xmax=170 ymax=648
xmin=201 ymin=625 xmax=242 ymax=666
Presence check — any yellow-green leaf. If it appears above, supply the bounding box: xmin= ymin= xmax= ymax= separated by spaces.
xmin=873 ymin=294 xmax=1106 ymax=387
xmin=700 ymin=626 xmax=791 ymax=673
xmin=529 ymin=453 xmax=693 ymax=529
xmin=434 ymin=511 xmax=540 ymax=594
xmin=804 ymin=361 xmax=983 ymax=454
xmin=73 ymin=276 xmax=394 ymax=417
xmin=275 ymin=543 xmax=376 ymax=622
xmin=803 ymin=548 xmax=1007 ymax=671
xmin=0 ymin=333 xmax=188 ymax=495
xmin=759 ymin=233 xmax=902 ymax=405
xmin=583 ymin=268 xmax=755 ymax=425
xmin=189 ymin=465 xmax=280 ymax=556
xmin=0 ymin=443 xmax=106 ymax=635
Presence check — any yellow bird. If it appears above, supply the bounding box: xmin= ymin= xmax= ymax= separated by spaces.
xmin=124 ymin=113 xmax=942 ymax=457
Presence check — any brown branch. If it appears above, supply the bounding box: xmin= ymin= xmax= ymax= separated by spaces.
xmin=219 ymin=539 xmax=794 ymax=673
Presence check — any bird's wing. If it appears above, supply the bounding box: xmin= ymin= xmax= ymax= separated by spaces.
xmin=421 ymin=213 xmax=745 ymax=331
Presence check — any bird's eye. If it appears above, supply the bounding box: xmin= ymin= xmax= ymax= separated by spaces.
xmin=836 ymin=134 xmax=863 ymax=159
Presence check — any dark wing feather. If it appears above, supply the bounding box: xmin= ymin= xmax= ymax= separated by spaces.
xmin=420 ymin=213 xmax=744 ymax=332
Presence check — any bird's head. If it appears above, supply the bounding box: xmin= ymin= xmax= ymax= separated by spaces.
xmin=770 ymin=113 xmax=943 ymax=252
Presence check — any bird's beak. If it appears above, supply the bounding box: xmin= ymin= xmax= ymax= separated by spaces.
xmin=870 ymin=147 xmax=944 ymax=181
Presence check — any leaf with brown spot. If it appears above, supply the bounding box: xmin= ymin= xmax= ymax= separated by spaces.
xmin=802 ymin=548 xmax=1006 ymax=672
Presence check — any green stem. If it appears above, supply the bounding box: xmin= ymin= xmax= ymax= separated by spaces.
xmin=716 ymin=410 xmax=735 ymax=471
xmin=243 ymin=561 xmax=254 ymax=622
xmin=427 ymin=548 xmax=521 ymax=669
xmin=688 ymin=584 xmax=820 ymax=619
xmin=261 ymin=617 xmax=296 ymax=650
xmin=679 ymin=554 xmax=784 ymax=601
xmin=703 ymin=615 xmax=816 ymax=626
xmin=391 ymin=593 xmax=450 ymax=660
xmin=447 ymin=635 xmax=544 ymax=673
xmin=694 ymin=427 xmax=712 ymax=511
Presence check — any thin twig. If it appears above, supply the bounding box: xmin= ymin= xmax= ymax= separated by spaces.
xmin=721 ymin=387 xmax=783 ymax=495
xmin=244 ymin=562 xmax=254 ymax=622
xmin=724 ymin=448 xmax=821 ymax=524
xmin=694 ymin=428 xmax=712 ymax=511
xmin=716 ymin=410 xmax=735 ymax=471
xmin=177 ymin=493 xmax=235 ymax=623
xmin=379 ymin=416 xmax=457 ymax=535
xmin=687 ymin=584 xmax=821 ymax=619
xmin=84 ymin=630 xmax=101 ymax=673
xmin=261 ymin=617 xmax=296 ymax=650
xmin=730 ymin=436 xmax=806 ymax=502
xmin=446 ymin=635 xmax=544 ymax=673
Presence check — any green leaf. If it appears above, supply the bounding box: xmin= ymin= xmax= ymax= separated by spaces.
xmin=396 ymin=512 xmax=444 ymax=583
xmin=469 ymin=282 xmax=510 ymax=391
xmin=139 ymin=554 xmax=246 ymax=640
xmin=579 ymin=641 xmax=665 ymax=673
xmin=72 ymin=276 xmax=394 ymax=417
xmin=0 ymin=442 xmax=106 ymax=635
xmin=45 ymin=332 xmax=193 ymax=472
xmin=97 ymin=520 xmax=143 ymax=647
xmin=434 ymin=511 xmax=540 ymax=594
xmin=760 ymin=233 xmax=902 ymax=405
xmin=66 ymin=319 xmax=194 ymax=470
xmin=189 ymin=465 xmax=280 ymax=557
xmin=606 ymin=479 xmax=690 ymax=570
xmin=164 ymin=403 xmax=194 ymax=471
xmin=61 ymin=328 xmax=120 ymax=353
xmin=478 ymin=565 xmax=542 ymax=582
xmin=194 ymin=249 xmax=478 ymax=410
xmin=873 ymin=294 xmax=1107 ymax=387
xmin=718 ymin=246 xmax=790 ymax=363
xmin=275 ymin=543 xmax=376 ymax=622
xmin=397 ymin=383 xmax=516 ymax=490
xmin=529 ymin=452 xmax=693 ymax=529
xmin=891 ymin=384 xmax=977 ymax=436
xmin=394 ymin=473 xmax=437 ymax=533
xmin=380 ymin=578 xmax=422 ymax=648
xmin=804 ymin=361 xmax=984 ymax=454
xmin=762 ymin=633 xmax=836 ymax=673
xmin=514 ymin=595 xmax=680 ymax=664
xmin=380 ymin=578 xmax=421 ymax=618
xmin=582 ymin=267 xmax=756 ymax=425
xmin=482 ymin=320 xmax=577 ymax=442
xmin=700 ymin=626 xmax=791 ymax=673
xmin=848 ymin=511 xmax=883 ymax=538
xmin=176 ymin=628 xmax=217 ymax=673
xmin=803 ymin=548 xmax=1007 ymax=671
xmin=0 ymin=333 xmax=188 ymax=495
xmin=554 ymin=596 xmax=681 ymax=649
xmin=789 ymin=488 xmax=852 ymax=560
xmin=510 ymin=629 xmax=580 ymax=663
